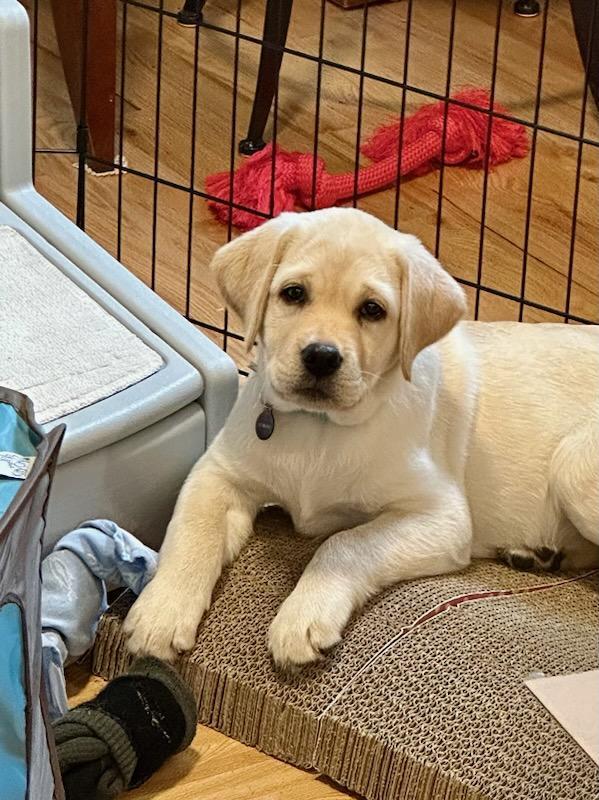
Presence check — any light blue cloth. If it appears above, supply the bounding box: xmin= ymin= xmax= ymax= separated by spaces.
xmin=0 ymin=402 xmax=39 ymax=516
xmin=54 ymin=519 xmax=158 ymax=597
xmin=41 ymin=631 xmax=69 ymax=723
xmin=41 ymin=520 xmax=158 ymax=720
xmin=0 ymin=603 xmax=27 ymax=800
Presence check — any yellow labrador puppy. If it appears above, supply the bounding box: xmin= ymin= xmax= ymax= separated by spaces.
xmin=124 ymin=208 xmax=599 ymax=668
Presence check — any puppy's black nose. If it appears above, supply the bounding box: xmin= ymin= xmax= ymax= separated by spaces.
xmin=301 ymin=343 xmax=343 ymax=378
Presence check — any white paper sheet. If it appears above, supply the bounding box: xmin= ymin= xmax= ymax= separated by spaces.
xmin=525 ymin=670 xmax=599 ymax=766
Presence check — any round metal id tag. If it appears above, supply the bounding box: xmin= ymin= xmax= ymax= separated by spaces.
xmin=255 ymin=405 xmax=275 ymax=440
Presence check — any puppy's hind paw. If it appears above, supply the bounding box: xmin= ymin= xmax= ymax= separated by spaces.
xmin=498 ymin=546 xmax=563 ymax=573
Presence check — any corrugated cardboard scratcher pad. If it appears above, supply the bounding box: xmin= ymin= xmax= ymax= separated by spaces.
xmin=93 ymin=509 xmax=599 ymax=800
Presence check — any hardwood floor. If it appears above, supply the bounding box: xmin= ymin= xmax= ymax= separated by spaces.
xmin=23 ymin=0 xmax=599 ymax=375
xmin=66 ymin=664 xmax=351 ymax=799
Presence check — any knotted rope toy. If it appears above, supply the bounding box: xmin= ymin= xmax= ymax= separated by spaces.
xmin=206 ymin=88 xmax=528 ymax=231
xmin=53 ymin=657 xmax=197 ymax=800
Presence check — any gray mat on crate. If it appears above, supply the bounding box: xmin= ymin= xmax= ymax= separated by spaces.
xmin=0 ymin=226 xmax=162 ymax=423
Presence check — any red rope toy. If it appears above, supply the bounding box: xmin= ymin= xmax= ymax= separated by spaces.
xmin=206 ymin=88 xmax=528 ymax=231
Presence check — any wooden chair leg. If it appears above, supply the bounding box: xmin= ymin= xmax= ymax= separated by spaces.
xmin=51 ymin=0 xmax=117 ymax=172
xmin=177 ymin=0 xmax=207 ymax=27
xmin=513 ymin=1 xmax=540 ymax=17
xmin=239 ymin=0 xmax=294 ymax=155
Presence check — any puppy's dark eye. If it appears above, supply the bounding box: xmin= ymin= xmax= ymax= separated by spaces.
xmin=359 ymin=300 xmax=386 ymax=321
xmin=281 ymin=284 xmax=306 ymax=304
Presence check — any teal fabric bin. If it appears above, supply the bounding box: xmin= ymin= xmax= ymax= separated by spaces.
xmin=0 ymin=388 xmax=65 ymax=800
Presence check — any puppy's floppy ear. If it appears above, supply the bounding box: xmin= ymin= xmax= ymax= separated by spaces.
xmin=210 ymin=214 xmax=296 ymax=351
xmin=395 ymin=233 xmax=466 ymax=381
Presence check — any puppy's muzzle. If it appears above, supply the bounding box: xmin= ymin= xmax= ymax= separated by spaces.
xmin=301 ymin=342 xmax=343 ymax=379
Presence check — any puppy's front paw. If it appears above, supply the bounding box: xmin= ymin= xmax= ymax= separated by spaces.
xmin=268 ymin=587 xmax=352 ymax=670
xmin=123 ymin=579 xmax=209 ymax=662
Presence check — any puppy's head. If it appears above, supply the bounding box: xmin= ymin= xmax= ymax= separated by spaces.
xmin=211 ymin=208 xmax=466 ymax=413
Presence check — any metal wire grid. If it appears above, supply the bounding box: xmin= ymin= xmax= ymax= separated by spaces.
xmin=28 ymin=0 xmax=599 ymax=373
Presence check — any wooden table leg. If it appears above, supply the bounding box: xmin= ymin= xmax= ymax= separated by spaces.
xmin=51 ymin=0 xmax=117 ymax=172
